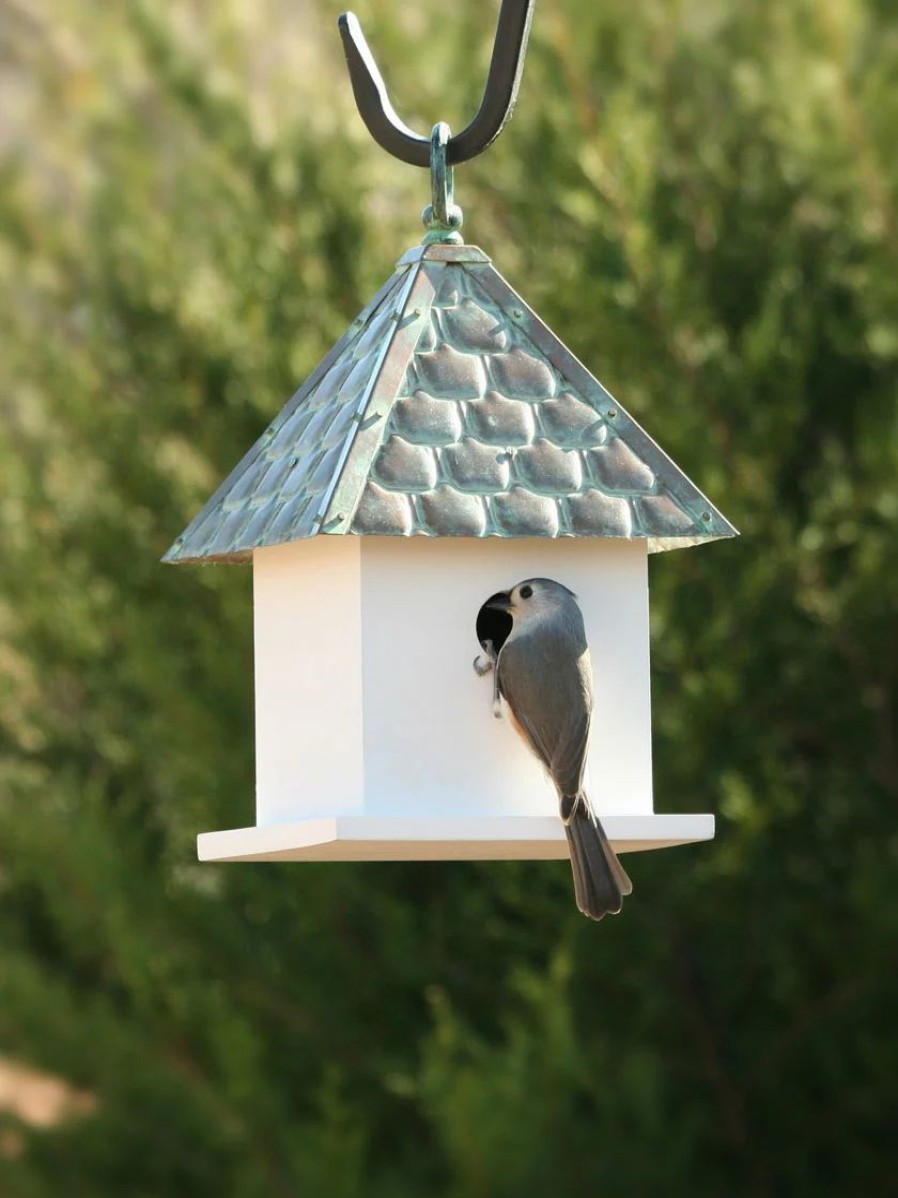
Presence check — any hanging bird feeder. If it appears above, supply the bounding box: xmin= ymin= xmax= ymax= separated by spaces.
xmin=164 ymin=0 xmax=737 ymax=864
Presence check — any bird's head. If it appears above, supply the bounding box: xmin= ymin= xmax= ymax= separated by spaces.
xmin=485 ymin=577 xmax=578 ymax=624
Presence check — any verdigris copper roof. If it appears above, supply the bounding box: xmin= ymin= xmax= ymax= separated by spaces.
xmin=164 ymin=244 xmax=736 ymax=563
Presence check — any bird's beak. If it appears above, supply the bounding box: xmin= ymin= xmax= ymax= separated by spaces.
xmin=485 ymin=590 xmax=513 ymax=612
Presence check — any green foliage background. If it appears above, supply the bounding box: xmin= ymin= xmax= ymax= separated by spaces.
xmin=2 ymin=0 xmax=897 ymax=1193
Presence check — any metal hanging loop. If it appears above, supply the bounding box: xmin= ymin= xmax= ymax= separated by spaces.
xmin=338 ymin=0 xmax=535 ymax=168
xmin=421 ymin=123 xmax=464 ymax=244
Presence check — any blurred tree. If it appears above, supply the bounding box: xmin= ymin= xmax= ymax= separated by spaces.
xmin=0 ymin=0 xmax=896 ymax=1195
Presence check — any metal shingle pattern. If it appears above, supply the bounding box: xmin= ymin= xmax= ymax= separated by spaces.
xmin=165 ymin=245 xmax=736 ymax=563
xmin=164 ymin=271 xmax=406 ymax=562
xmin=349 ymin=262 xmax=728 ymax=544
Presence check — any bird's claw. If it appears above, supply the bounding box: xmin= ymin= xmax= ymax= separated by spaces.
xmin=473 ymin=639 xmax=496 ymax=677
xmin=474 ymin=639 xmax=502 ymax=718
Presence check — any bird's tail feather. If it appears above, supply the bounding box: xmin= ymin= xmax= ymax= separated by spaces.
xmin=564 ymin=797 xmax=632 ymax=921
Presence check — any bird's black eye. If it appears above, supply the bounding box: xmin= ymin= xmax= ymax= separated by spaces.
xmin=519 ymin=585 xmax=533 ymax=599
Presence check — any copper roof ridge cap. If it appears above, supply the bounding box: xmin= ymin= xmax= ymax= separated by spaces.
xmin=396 ymin=244 xmax=492 ymax=267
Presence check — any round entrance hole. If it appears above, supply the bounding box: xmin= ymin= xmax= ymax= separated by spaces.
xmin=475 ymin=594 xmax=513 ymax=656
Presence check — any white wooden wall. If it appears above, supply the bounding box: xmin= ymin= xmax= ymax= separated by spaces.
xmin=252 ymin=535 xmax=653 ymax=826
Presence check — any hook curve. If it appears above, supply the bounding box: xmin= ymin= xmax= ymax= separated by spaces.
xmin=338 ymin=1 xmax=535 ymax=168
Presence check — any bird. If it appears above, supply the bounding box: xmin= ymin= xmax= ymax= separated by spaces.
xmin=477 ymin=577 xmax=632 ymax=921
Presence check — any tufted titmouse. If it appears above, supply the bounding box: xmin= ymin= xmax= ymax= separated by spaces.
xmin=476 ymin=578 xmax=632 ymax=921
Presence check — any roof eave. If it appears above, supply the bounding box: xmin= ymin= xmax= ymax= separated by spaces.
xmin=162 ymin=521 xmax=739 ymax=565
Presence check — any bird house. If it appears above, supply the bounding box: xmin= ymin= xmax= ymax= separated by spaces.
xmin=164 ymin=241 xmax=736 ymax=863
xmin=163 ymin=2 xmax=737 ymax=865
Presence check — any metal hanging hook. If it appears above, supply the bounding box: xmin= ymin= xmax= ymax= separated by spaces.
xmin=338 ymin=1 xmax=535 ymax=168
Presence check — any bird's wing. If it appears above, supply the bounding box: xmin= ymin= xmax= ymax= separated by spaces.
xmin=497 ymin=624 xmax=593 ymax=803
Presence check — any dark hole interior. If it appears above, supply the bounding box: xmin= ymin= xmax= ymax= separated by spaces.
xmin=476 ymin=603 xmax=513 ymax=655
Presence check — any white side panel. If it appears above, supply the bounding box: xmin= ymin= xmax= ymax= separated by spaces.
xmin=359 ymin=538 xmax=653 ymax=819
xmin=253 ymin=539 xmax=363 ymax=824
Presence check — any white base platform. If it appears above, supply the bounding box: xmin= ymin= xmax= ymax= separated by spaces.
xmin=197 ymin=813 xmax=715 ymax=863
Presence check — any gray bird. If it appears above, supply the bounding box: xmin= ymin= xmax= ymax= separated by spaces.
xmin=482 ymin=578 xmax=632 ymax=921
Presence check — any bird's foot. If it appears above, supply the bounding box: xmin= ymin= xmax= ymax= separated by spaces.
xmin=473 ymin=639 xmax=496 ymax=677
xmin=473 ymin=639 xmax=502 ymax=716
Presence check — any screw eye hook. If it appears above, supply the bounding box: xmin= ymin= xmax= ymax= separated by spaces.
xmin=338 ymin=1 xmax=535 ymax=168
xmin=422 ymin=123 xmax=464 ymax=244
